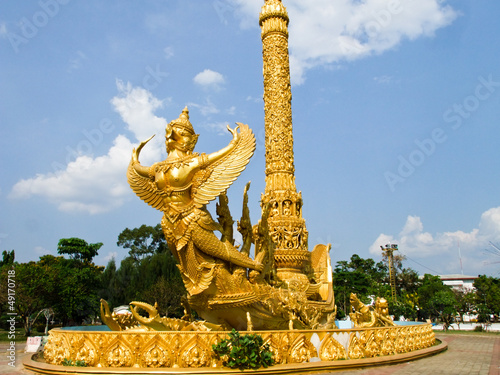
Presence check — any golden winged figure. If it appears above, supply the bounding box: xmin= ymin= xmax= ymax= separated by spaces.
xmin=128 ymin=107 xmax=263 ymax=297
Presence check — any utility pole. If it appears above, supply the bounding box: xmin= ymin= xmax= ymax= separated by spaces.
xmin=381 ymin=244 xmax=398 ymax=301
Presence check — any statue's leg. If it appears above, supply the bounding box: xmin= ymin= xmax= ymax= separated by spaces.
xmin=191 ymin=226 xmax=261 ymax=270
xmin=160 ymin=216 xmax=181 ymax=262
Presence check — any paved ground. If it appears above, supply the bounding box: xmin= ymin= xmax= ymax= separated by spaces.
xmin=1 ymin=333 xmax=499 ymax=374
xmin=318 ymin=334 xmax=500 ymax=375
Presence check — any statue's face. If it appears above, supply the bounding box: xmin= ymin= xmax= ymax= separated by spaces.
xmin=166 ymin=125 xmax=195 ymax=153
xmin=172 ymin=126 xmax=192 ymax=141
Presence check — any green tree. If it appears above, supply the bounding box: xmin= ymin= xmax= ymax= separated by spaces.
xmin=398 ymin=267 xmax=420 ymax=295
xmin=58 ymin=238 xmax=102 ymax=263
xmin=117 ymin=224 xmax=167 ymax=261
xmin=0 ymin=250 xmax=15 ymax=267
xmin=142 ymin=276 xmax=185 ymax=317
xmin=417 ymin=274 xmax=457 ymax=324
xmin=0 ymin=250 xmax=16 ymax=322
xmin=11 ymin=261 xmax=49 ymax=335
xmin=40 ymin=254 xmax=104 ymax=325
xmin=333 ymin=254 xmax=389 ymax=316
xmin=110 ymin=256 xmax=140 ymax=305
xmin=387 ymin=267 xmax=420 ymax=321
xmin=452 ymin=288 xmax=476 ymax=325
xmin=473 ymin=275 xmax=500 ymax=322
xmin=101 ymin=224 xmax=186 ymax=317
xmin=99 ymin=258 xmax=118 ymax=305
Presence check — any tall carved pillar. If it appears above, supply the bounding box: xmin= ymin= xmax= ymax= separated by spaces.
xmin=259 ymin=0 xmax=310 ymax=288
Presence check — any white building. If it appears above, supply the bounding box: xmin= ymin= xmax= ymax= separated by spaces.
xmin=439 ymin=274 xmax=477 ymax=291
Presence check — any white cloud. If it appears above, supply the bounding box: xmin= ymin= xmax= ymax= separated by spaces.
xmin=373 ymin=75 xmax=395 ymax=84
xmin=67 ymin=50 xmax=88 ymax=73
xmin=230 ymin=0 xmax=458 ymax=85
xmin=200 ymin=121 xmax=230 ymax=136
xmin=103 ymin=251 xmax=118 ymax=263
xmin=478 ymin=207 xmax=500 ymax=238
xmin=9 ymin=83 xmax=171 ymax=214
xmin=246 ymin=95 xmax=261 ymax=103
xmin=111 ymin=80 xmax=168 ymax=163
xmin=369 ymin=207 xmax=500 ymax=275
xmin=10 ymin=135 xmax=134 ymax=214
xmin=188 ymin=98 xmax=220 ymax=117
xmin=193 ymin=69 xmax=225 ymax=89
xmin=0 ymin=22 xmax=7 ymax=38
xmin=163 ymin=46 xmax=174 ymax=60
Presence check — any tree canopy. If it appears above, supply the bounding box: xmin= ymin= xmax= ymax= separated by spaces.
xmin=117 ymin=224 xmax=168 ymax=261
xmin=473 ymin=275 xmax=500 ymax=322
xmin=0 ymin=242 xmax=104 ymax=335
xmin=57 ymin=238 xmax=102 ymax=263
xmin=332 ymin=254 xmax=389 ymax=317
xmin=102 ymin=224 xmax=185 ymax=317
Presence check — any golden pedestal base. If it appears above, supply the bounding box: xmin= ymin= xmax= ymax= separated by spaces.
xmin=24 ymin=323 xmax=445 ymax=374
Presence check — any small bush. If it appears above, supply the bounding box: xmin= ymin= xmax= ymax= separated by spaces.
xmin=212 ymin=329 xmax=274 ymax=370
xmin=473 ymin=325 xmax=483 ymax=332
xmin=62 ymin=358 xmax=87 ymax=367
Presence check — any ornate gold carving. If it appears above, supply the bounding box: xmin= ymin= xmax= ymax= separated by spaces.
xmin=289 ymin=335 xmax=317 ymax=363
xmin=42 ymin=334 xmax=70 ymax=365
xmin=105 ymin=341 xmax=133 ymax=367
xmin=360 ymin=331 xmax=377 ymax=358
xmin=143 ymin=344 xmax=170 ymax=368
xmin=349 ymin=293 xmax=396 ymax=328
xmin=319 ymin=334 xmax=347 ymax=361
xmin=178 ymin=335 xmax=211 ymax=368
xmin=347 ymin=333 xmax=365 ymax=360
xmin=43 ymin=324 xmax=435 ymax=368
xmin=259 ymin=0 xmax=326 ymax=288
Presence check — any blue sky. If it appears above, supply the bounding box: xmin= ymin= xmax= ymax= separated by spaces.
xmin=1 ymin=0 xmax=499 ymax=277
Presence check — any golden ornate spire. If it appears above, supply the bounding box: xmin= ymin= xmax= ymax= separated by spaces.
xmin=259 ymin=0 xmax=310 ymax=287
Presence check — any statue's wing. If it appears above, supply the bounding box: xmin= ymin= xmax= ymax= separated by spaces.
xmin=127 ymin=162 xmax=165 ymax=211
xmin=193 ymin=124 xmax=255 ymax=208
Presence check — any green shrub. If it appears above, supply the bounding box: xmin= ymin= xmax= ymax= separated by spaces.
xmin=62 ymin=358 xmax=87 ymax=367
xmin=473 ymin=325 xmax=484 ymax=332
xmin=212 ymin=329 xmax=274 ymax=370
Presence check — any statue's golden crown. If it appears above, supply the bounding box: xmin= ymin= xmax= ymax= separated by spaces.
xmin=169 ymin=106 xmax=195 ymax=135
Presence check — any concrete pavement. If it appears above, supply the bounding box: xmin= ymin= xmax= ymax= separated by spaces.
xmin=317 ymin=333 xmax=500 ymax=375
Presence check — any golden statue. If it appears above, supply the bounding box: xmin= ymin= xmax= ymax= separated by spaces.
xmin=128 ymin=107 xmax=263 ymax=297
xmin=349 ymin=293 xmax=395 ymax=328
xmin=105 ymin=106 xmax=336 ymax=331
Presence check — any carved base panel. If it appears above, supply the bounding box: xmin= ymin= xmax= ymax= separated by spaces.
xmin=40 ymin=324 xmax=436 ymax=369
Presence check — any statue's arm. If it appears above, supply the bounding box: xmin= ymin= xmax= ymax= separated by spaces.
xmin=204 ymin=124 xmax=240 ymax=165
xmin=131 ymin=162 xmax=151 ymax=178
xmin=131 ymin=135 xmax=155 ymax=178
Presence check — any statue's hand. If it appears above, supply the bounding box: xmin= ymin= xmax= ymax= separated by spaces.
xmin=254 ymin=250 xmax=266 ymax=272
xmin=227 ymin=123 xmax=241 ymax=143
xmin=254 ymin=261 xmax=264 ymax=272
xmin=132 ymin=134 xmax=155 ymax=163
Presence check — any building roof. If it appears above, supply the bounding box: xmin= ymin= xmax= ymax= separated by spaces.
xmin=439 ymin=274 xmax=478 ymax=281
